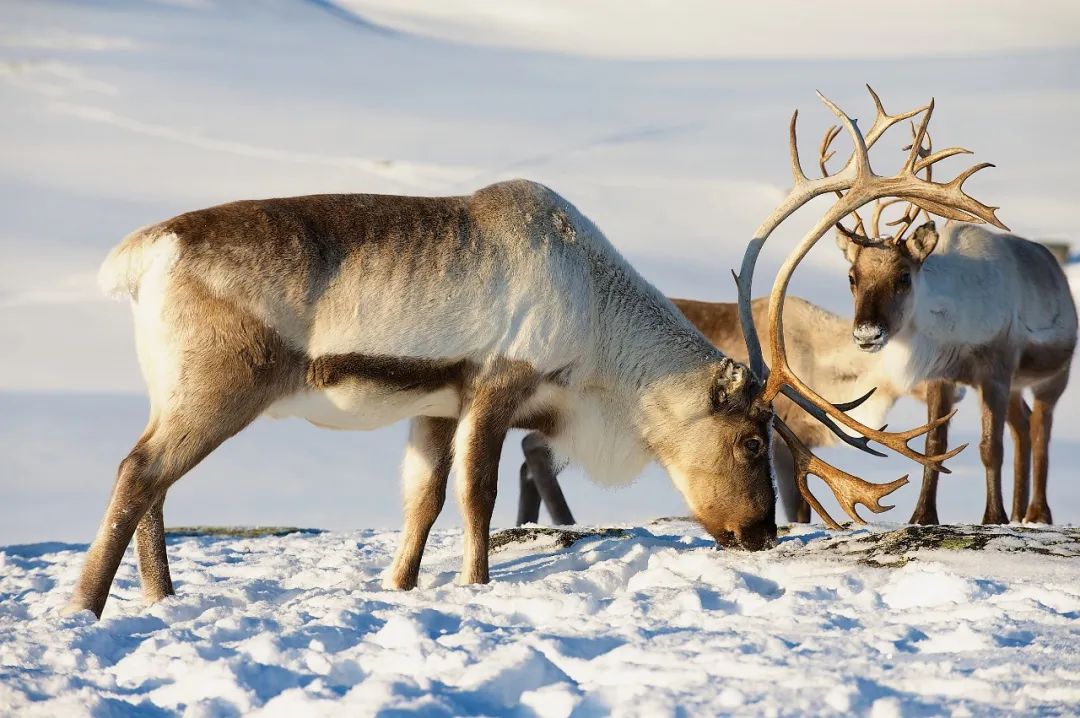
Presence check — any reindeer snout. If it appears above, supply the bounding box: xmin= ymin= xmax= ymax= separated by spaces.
xmin=712 ymin=520 xmax=777 ymax=552
xmin=853 ymin=323 xmax=887 ymax=352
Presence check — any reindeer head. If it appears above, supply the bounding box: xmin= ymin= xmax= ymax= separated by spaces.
xmin=730 ymin=86 xmax=1005 ymax=529
xmin=647 ymin=360 xmax=776 ymax=550
xmin=838 ymin=220 xmax=939 ymax=350
xmin=820 ymin=108 xmax=984 ymax=353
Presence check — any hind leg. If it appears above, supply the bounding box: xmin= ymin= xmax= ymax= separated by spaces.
xmin=67 ymin=284 xmax=302 ymax=617
xmin=522 ymin=432 xmax=575 ymax=525
xmin=384 ymin=416 xmax=456 ymax=590
xmin=1007 ymin=393 xmax=1032 ymax=523
xmin=135 ymin=493 xmax=174 ymax=604
xmin=1025 ymin=370 xmax=1068 ymax=524
xmin=67 ymin=395 xmax=273 ymax=617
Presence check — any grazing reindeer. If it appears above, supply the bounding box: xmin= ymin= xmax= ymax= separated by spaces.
xmin=67 ymin=88 xmax=967 ymax=619
xmin=518 ymin=295 xmax=948 ymax=526
xmin=70 ymin=182 xmax=784 ymax=618
xmin=828 ymin=95 xmax=1077 ymax=525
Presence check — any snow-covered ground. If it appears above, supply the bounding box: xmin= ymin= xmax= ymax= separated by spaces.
xmin=2 ymin=522 xmax=1078 ymax=716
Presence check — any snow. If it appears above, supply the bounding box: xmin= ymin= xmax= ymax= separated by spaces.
xmin=330 ymin=0 xmax=1080 ymax=60
xmin=2 ymin=522 xmax=1078 ymax=715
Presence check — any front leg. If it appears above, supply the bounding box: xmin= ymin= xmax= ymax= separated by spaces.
xmin=385 ymin=417 xmax=456 ymax=590
xmin=978 ymin=378 xmax=1010 ymax=525
xmin=910 ymin=381 xmax=955 ymax=525
xmin=1006 ymin=393 xmax=1032 ymax=522
xmin=455 ymin=362 xmax=538 ymax=584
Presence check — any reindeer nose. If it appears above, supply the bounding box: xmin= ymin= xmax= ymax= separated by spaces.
xmin=853 ymin=323 xmax=887 ymax=351
xmin=712 ymin=520 xmax=777 ymax=551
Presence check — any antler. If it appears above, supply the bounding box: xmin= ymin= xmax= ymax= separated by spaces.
xmin=818 ymin=86 xmax=928 ymax=242
xmin=868 ymin=123 xmax=940 ymax=241
xmin=772 ymin=419 xmax=908 ymax=530
xmin=734 ymin=87 xmax=1005 ymax=524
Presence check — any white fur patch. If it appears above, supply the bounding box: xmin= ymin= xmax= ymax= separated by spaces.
xmin=266 ymin=384 xmax=459 ymax=431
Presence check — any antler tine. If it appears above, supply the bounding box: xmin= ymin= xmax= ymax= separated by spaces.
xmin=829 ymin=85 xmax=928 ymax=177
xmin=731 ymin=264 xmax=766 ymax=382
xmin=773 ymin=418 xmax=909 ymax=530
xmin=886 ymin=122 xmax=936 ymax=241
xmin=870 ymin=197 xmax=908 ymax=239
xmin=819 ymin=124 xmax=869 ymax=237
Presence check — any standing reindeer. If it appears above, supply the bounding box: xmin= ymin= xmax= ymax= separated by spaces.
xmin=68 ymin=89 xmax=981 ymax=619
xmin=828 ymin=94 xmax=1077 ymax=525
xmin=517 ymin=295 xmax=949 ymax=526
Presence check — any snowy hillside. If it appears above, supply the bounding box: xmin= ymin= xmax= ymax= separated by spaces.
xmin=2 ymin=522 xmax=1078 ymax=715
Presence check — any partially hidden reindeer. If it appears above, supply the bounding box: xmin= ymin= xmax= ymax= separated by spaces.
xmin=517 ymin=295 xmax=952 ymax=526
xmin=829 ymin=111 xmax=1077 ymax=525
xmin=69 ymin=88 xmax=984 ymax=618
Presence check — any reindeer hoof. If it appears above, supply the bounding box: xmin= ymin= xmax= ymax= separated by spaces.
xmin=1023 ymin=505 xmax=1053 ymax=525
xmin=981 ymin=509 xmax=1009 ymax=525
xmin=381 ymin=571 xmax=418 ymax=591
xmin=909 ymin=509 xmax=939 ymax=526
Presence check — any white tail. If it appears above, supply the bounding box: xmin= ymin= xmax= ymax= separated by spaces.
xmin=97 ymin=225 xmax=172 ymax=299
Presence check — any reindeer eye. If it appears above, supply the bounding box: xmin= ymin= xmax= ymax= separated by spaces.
xmin=743 ymin=437 xmax=764 ymax=457
xmin=897 ymin=272 xmax=911 ymax=288
xmin=848 ymin=273 xmax=856 ymax=289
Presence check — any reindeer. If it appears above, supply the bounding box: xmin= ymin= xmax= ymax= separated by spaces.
xmin=827 ymin=92 xmax=1077 ymax=525
xmin=67 ymin=89 xmax=976 ymax=619
xmin=517 ymin=295 xmax=952 ymax=526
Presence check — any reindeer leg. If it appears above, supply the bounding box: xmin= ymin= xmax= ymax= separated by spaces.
xmin=910 ymin=381 xmax=954 ymax=525
xmin=66 ymin=388 xmax=273 ymax=618
xmin=385 ymin=417 xmax=456 ymax=589
xmin=516 ymin=461 xmax=542 ymax=526
xmin=135 ymin=493 xmax=174 ymax=605
xmin=978 ymin=379 xmax=1010 ymax=525
xmin=455 ymin=362 xmax=537 ymax=584
xmin=522 ymin=432 xmax=575 ymax=525
xmin=1025 ymin=370 xmax=1067 ymax=524
xmin=771 ymin=436 xmax=807 ymax=524
xmin=1007 ymin=393 xmax=1032 ymax=523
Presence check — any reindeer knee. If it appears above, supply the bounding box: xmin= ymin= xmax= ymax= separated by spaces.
xmin=979 ymin=434 xmax=1003 ymax=467
xmin=114 ymin=449 xmax=164 ymax=515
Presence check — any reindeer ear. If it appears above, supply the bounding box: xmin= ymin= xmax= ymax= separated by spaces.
xmin=902 ymin=220 xmax=938 ymax=263
xmin=835 ymin=228 xmax=860 ymax=264
xmin=710 ymin=361 xmax=750 ymax=413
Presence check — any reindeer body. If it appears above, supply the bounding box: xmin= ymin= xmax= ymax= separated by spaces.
xmin=879 ymin=224 xmax=1076 ymax=391
xmin=73 ymin=179 xmax=777 ymax=618
xmin=843 ymin=221 xmax=1077 ymax=524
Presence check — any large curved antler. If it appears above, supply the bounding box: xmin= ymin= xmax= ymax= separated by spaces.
xmin=735 ymin=87 xmax=1006 ymax=525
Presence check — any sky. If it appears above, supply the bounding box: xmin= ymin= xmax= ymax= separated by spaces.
xmin=1 ymin=0 xmax=1079 ymax=544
